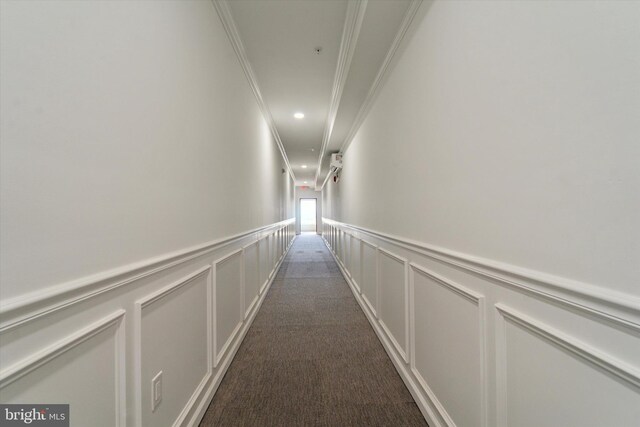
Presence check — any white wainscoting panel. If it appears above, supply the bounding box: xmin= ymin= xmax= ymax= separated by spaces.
xmin=0 ymin=310 xmax=126 ymax=427
xmin=259 ymin=236 xmax=269 ymax=293
xmin=411 ymin=263 xmax=487 ymax=427
xmin=243 ymin=242 xmax=259 ymax=319
xmin=137 ymin=266 xmax=211 ymax=427
xmin=329 ymin=226 xmax=334 ymax=249
xmin=378 ymin=248 xmax=409 ymax=363
xmin=0 ymin=219 xmax=295 ymax=427
xmin=343 ymin=233 xmax=351 ymax=275
xmin=214 ymin=250 xmax=243 ymax=367
xmin=361 ymin=240 xmax=378 ymax=317
xmin=349 ymin=235 xmax=362 ymax=292
xmin=323 ymin=217 xmax=640 ymax=427
xmin=496 ymin=304 xmax=640 ymax=427
xmin=270 ymin=234 xmax=277 ymax=277
xmin=280 ymin=229 xmax=284 ymax=259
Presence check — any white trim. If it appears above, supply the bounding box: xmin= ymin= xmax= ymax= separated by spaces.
xmin=244 ymin=295 xmax=260 ymax=321
xmin=133 ymin=266 xmax=212 ymax=426
xmin=114 ymin=310 xmax=127 ymax=427
xmin=496 ymin=303 xmax=640 ymax=389
xmin=410 ymin=368 xmax=455 ymax=427
xmin=377 ymin=247 xmax=409 ymax=364
xmin=495 ymin=303 xmax=640 ymax=427
xmin=259 ymin=235 xmax=271 ymax=295
xmin=0 ymin=218 xmax=294 ymax=332
xmin=361 ymin=238 xmax=379 ymax=317
xmin=410 ymin=262 xmax=484 ymax=304
xmin=138 ymin=266 xmax=212 ymax=310
xmin=206 ymin=264 xmax=214 ymax=379
xmin=212 ymin=249 xmax=244 ymax=368
xmin=0 ymin=309 xmax=126 ymax=387
xmin=494 ymin=305 xmax=508 ymax=427
xmin=378 ymin=246 xmax=407 ymax=264
xmin=361 ymin=238 xmax=377 ymax=249
xmin=242 ymin=240 xmax=259 ymax=320
xmin=314 ymin=0 xmax=368 ymax=189
xmin=322 ymin=218 xmax=640 ymax=332
xmin=0 ymin=310 xmax=127 ymax=426
xmin=362 ymin=294 xmax=377 ymax=319
xmin=410 ymin=263 xmax=488 ymax=427
xmin=375 ymin=246 xmax=381 ymax=317
xmin=343 ymin=232 xmax=352 ymax=278
xmin=172 ymin=370 xmax=212 ymax=427
xmin=319 ymin=0 xmax=423 ymax=190
xmin=350 ymin=234 xmax=362 ymax=293
xmin=260 ymin=279 xmax=270 ymax=296
xmin=214 ymin=322 xmax=243 ymax=369
xmin=211 ymin=0 xmax=295 ymax=182
xmin=379 ymin=319 xmax=408 ymax=364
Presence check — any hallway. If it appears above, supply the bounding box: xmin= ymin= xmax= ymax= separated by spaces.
xmin=200 ymin=234 xmax=427 ymax=426
xmin=1 ymin=1 xmax=639 ymax=426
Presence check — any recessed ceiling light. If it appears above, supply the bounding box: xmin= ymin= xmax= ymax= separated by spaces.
xmin=301 ymin=164 xmax=307 ymax=168
xmin=294 ymin=112 xmax=305 ymax=119
xmin=304 ymin=181 xmax=308 ymax=184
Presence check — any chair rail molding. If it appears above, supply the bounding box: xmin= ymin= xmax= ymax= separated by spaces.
xmin=321 ymin=218 xmax=640 ymax=332
xmin=409 ymin=262 xmax=489 ymax=427
xmin=0 ymin=218 xmax=295 ymax=332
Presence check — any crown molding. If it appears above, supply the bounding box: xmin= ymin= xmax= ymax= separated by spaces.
xmin=319 ymin=0 xmax=423 ymax=190
xmin=313 ymin=0 xmax=368 ymax=189
xmin=212 ymin=0 xmax=296 ymax=182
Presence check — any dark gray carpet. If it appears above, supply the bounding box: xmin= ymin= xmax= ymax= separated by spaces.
xmin=200 ymin=234 xmax=428 ymax=427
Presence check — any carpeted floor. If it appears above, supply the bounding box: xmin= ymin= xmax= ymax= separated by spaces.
xmin=200 ymin=233 xmax=428 ymax=427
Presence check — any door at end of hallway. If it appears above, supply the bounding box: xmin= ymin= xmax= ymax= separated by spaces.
xmin=300 ymin=198 xmax=317 ymax=233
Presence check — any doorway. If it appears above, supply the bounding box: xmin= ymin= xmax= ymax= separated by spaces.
xmin=300 ymin=198 xmax=317 ymax=233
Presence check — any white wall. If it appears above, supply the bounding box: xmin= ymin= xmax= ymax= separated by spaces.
xmin=323 ymin=2 xmax=640 ymax=427
xmin=0 ymin=1 xmax=295 ymax=426
xmin=0 ymin=0 xmax=294 ymax=300
xmin=295 ymin=187 xmax=322 ymax=234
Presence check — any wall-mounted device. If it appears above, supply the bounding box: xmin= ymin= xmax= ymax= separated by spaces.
xmin=330 ymin=153 xmax=343 ymax=169
xmin=330 ymin=152 xmax=343 ymax=184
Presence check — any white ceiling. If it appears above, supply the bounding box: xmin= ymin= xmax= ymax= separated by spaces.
xmin=223 ymin=0 xmax=419 ymax=188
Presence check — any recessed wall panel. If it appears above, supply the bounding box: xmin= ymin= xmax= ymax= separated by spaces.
xmin=270 ymin=234 xmax=277 ymax=274
xmin=349 ymin=236 xmax=362 ymax=290
xmin=501 ymin=310 xmax=640 ymax=427
xmin=244 ymin=243 xmax=259 ymax=317
xmin=215 ymin=251 xmax=243 ymax=363
xmin=361 ymin=241 xmax=378 ymax=315
xmin=412 ymin=266 xmax=484 ymax=427
xmin=378 ymin=249 xmax=407 ymax=360
xmin=141 ymin=271 xmax=209 ymax=426
xmin=1 ymin=315 xmax=124 ymax=427
xmin=259 ymin=238 xmax=269 ymax=289
xmin=343 ymin=233 xmax=351 ymax=272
